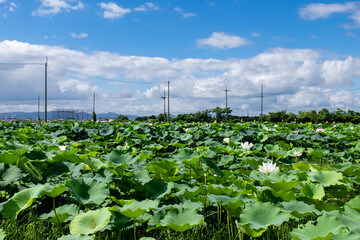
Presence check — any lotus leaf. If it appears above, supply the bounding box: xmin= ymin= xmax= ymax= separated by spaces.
xmin=65 ymin=177 xmax=109 ymax=207
xmin=0 ymin=163 xmax=22 ymax=187
xmin=281 ymin=200 xmax=319 ymax=218
xmin=302 ymin=183 xmax=325 ymax=200
xmin=0 ymin=153 xmax=19 ymax=164
xmin=239 ymin=202 xmax=290 ymax=231
xmin=39 ymin=204 xmax=78 ymax=223
xmin=307 ymin=170 xmax=343 ymax=187
xmin=347 ymin=195 xmax=360 ymax=210
xmin=105 ymin=151 xmax=137 ymax=166
xmin=159 ymin=208 xmax=204 ymax=232
xmin=57 ymin=234 xmax=94 ymax=240
xmin=0 ymin=185 xmax=46 ymax=219
xmin=290 ymin=215 xmax=347 ymax=240
xmin=70 ymin=208 xmax=112 ymax=235
xmin=114 ymin=199 xmax=159 ymax=219
xmin=0 ymin=228 xmax=5 ymax=240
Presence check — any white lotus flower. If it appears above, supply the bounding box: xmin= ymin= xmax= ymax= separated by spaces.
xmin=293 ymin=151 xmax=302 ymax=157
xmin=316 ymin=128 xmax=324 ymax=133
xmin=241 ymin=142 xmax=253 ymax=151
xmin=124 ymin=143 xmax=129 ymax=150
xmin=223 ymin=137 xmax=230 ymax=144
xmin=148 ymin=123 xmax=153 ymax=126
xmin=59 ymin=146 xmax=66 ymax=151
xmin=258 ymin=162 xmax=279 ymax=173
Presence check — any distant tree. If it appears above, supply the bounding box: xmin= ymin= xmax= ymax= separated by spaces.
xmin=317 ymin=108 xmax=331 ymax=123
xmin=117 ymin=115 xmax=129 ymax=121
xmin=156 ymin=113 xmax=167 ymax=122
xmin=92 ymin=112 xmax=97 ymax=122
xmin=211 ymin=107 xmax=232 ymax=122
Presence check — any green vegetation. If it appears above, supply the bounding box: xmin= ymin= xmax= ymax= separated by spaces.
xmin=0 ymin=120 xmax=359 ymax=239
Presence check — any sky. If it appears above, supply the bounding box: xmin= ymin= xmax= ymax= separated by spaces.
xmin=0 ymin=0 xmax=360 ymax=117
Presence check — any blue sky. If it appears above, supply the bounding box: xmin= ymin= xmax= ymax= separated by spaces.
xmin=0 ymin=0 xmax=360 ymax=116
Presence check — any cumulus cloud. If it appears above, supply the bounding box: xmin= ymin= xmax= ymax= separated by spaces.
xmin=70 ymin=32 xmax=88 ymax=39
xmin=197 ymin=32 xmax=249 ymax=49
xmin=1 ymin=40 xmax=360 ymax=115
xmin=299 ymin=2 xmax=360 ymax=27
xmin=33 ymin=0 xmax=84 ymax=16
xmin=174 ymin=7 xmax=196 ymax=18
xmin=99 ymin=2 xmax=130 ymax=19
xmin=134 ymin=2 xmax=159 ymax=12
xmin=0 ymin=0 xmax=18 ymax=17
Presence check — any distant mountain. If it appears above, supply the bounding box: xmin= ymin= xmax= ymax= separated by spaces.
xmin=0 ymin=111 xmax=138 ymax=121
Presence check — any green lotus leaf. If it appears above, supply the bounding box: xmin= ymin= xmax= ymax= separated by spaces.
xmin=281 ymin=200 xmax=319 ymax=218
xmin=0 ymin=185 xmax=46 ymax=219
xmin=0 ymin=163 xmax=22 ymax=187
xmin=346 ymin=195 xmax=360 ymax=210
xmin=44 ymin=184 xmax=67 ymax=198
xmin=159 ymin=208 xmax=204 ymax=232
xmin=203 ymin=157 xmax=224 ymax=177
xmin=218 ymin=155 xmax=234 ymax=166
xmin=52 ymin=149 xmax=82 ymax=164
xmin=302 ymin=183 xmax=325 ymax=200
xmin=307 ymin=170 xmax=343 ymax=187
xmin=4 ymin=141 xmax=28 ymax=150
xmin=113 ymin=199 xmax=159 ymax=219
xmin=341 ymin=206 xmax=360 ymax=233
xmin=331 ymin=231 xmax=360 ymax=240
xmin=25 ymin=149 xmax=48 ymax=161
xmin=134 ymin=169 xmax=152 ymax=184
xmin=0 ymin=153 xmax=19 ymax=164
xmin=70 ymin=208 xmax=112 ymax=235
xmin=263 ymin=178 xmax=300 ymax=191
xmin=39 ymin=204 xmax=78 ymax=223
xmin=290 ymin=215 xmax=347 ymax=240
xmin=239 ymin=202 xmax=290 ymax=231
xmin=57 ymin=234 xmax=94 ymax=240
xmin=44 ymin=162 xmax=83 ymax=178
xmin=136 ymin=179 xmax=173 ymax=199
xmin=235 ymin=221 xmax=266 ymax=238
xmin=105 ymin=151 xmax=137 ymax=166
xmin=99 ymin=126 xmax=114 ymax=136
xmin=307 ymin=149 xmax=324 ymax=158
xmin=293 ymin=162 xmax=310 ymax=171
xmin=172 ymin=149 xmax=200 ymax=163
xmin=166 ymin=199 xmax=204 ymax=212
xmin=0 ymin=228 xmax=5 ymax=240
xmin=207 ymin=194 xmax=248 ymax=217
xmin=65 ymin=177 xmax=109 ymax=207
xmin=286 ymin=134 xmax=304 ymax=141
xmin=139 ymin=237 xmax=156 ymax=240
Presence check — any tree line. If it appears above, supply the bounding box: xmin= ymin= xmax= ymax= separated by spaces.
xmin=115 ymin=107 xmax=360 ymax=123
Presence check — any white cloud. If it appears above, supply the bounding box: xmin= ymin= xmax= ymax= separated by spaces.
xmin=174 ymin=7 xmax=196 ymax=18
xmin=70 ymin=32 xmax=88 ymax=39
xmin=32 ymin=0 xmax=84 ymax=16
xmin=134 ymin=2 xmax=159 ymax=12
xmin=1 ymin=40 xmax=360 ymax=115
xmin=197 ymin=32 xmax=249 ymax=49
xmin=299 ymin=2 xmax=357 ymax=20
xmin=299 ymin=2 xmax=360 ymax=27
xmin=99 ymin=2 xmax=130 ymax=19
xmin=251 ymin=32 xmax=261 ymax=37
xmin=0 ymin=0 xmax=18 ymax=17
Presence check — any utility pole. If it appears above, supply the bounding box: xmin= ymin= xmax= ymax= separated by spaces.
xmin=224 ymin=87 xmax=230 ymax=122
xmin=44 ymin=57 xmax=48 ymax=122
xmin=260 ymin=84 xmax=264 ymax=116
xmin=161 ymin=89 xmax=166 ymax=121
xmin=38 ymin=95 xmax=40 ymax=121
xmin=167 ymin=79 xmax=170 ymax=122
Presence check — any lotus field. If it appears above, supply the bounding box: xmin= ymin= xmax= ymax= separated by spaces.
xmin=0 ymin=121 xmax=359 ymax=240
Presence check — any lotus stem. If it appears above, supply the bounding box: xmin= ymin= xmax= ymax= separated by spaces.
xmin=52 ymin=197 xmax=64 ymax=235
xmin=133 ymin=218 xmax=136 ymax=240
